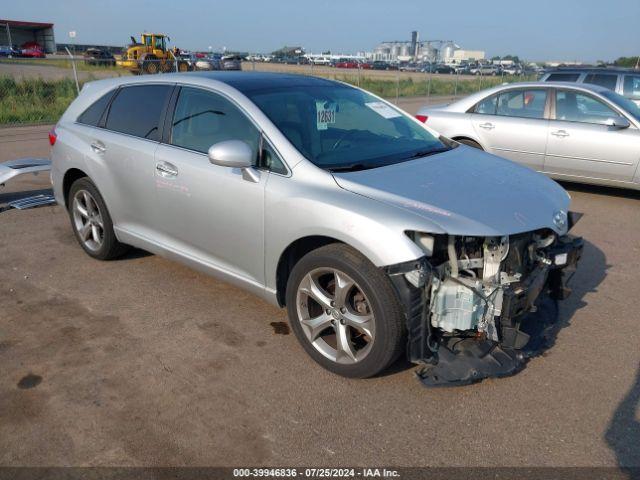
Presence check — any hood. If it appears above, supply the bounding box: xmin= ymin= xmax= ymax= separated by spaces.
xmin=332 ymin=146 xmax=570 ymax=237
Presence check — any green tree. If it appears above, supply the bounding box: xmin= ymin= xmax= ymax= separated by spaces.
xmin=614 ymin=56 xmax=640 ymax=68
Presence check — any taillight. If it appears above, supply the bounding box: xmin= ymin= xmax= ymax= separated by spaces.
xmin=415 ymin=114 xmax=428 ymax=123
xmin=48 ymin=127 xmax=57 ymax=146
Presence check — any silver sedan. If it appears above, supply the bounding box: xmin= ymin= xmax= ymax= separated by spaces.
xmin=417 ymin=82 xmax=640 ymax=190
xmin=51 ymin=73 xmax=582 ymax=385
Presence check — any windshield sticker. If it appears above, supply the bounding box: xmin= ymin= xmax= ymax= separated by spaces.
xmin=365 ymin=101 xmax=402 ymax=119
xmin=316 ymin=101 xmax=337 ymax=130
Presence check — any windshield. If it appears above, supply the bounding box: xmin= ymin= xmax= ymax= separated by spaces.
xmin=247 ymin=84 xmax=450 ymax=171
xmin=602 ymin=90 xmax=640 ymax=123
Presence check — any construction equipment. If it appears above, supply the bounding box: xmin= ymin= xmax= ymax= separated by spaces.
xmin=117 ymin=33 xmax=190 ymax=74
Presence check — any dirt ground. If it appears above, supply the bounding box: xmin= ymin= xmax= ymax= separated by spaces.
xmin=0 ymin=58 xmax=484 ymax=83
xmin=0 ymin=104 xmax=639 ymax=469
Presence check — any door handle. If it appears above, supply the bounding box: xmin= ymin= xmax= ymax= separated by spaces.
xmin=90 ymin=141 xmax=106 ymax=154
xmin=155 ymin=161 xmax=178 ymax=178
xmin=551 ymin=130 xmax=570 ymax=138
xmin=479 ymin=122 xmax=495 ymax=130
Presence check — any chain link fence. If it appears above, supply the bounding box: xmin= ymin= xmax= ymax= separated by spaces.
xmin=0 ymin=55 xmax=537 ymax=127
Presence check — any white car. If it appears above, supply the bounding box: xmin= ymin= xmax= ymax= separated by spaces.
xmin=416 ymin=81 xmax=640 ymax=190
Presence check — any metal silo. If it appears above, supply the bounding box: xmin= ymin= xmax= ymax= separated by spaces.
xmin=441 ymin=41 xmax=457 ymax=62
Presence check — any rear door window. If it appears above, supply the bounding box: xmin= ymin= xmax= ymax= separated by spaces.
xmin=77 ymin=90 xmax=116 ymax=126
xmin=583 ymin=73 xmax=618 ymax=91
xmin=496 ymin=89 xmax=547 ymax=119
xmin=104 ymin=85 xmax=172 ymax=141
xmin=545 ymin=73 xmax=580 ymax=82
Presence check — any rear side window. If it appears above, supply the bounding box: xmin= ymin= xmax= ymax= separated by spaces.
xmin=474 ymin=94 xmax=497 ymax=114
xmin=496 ymin=89 xmax=547 ymax=119
xmin=584 ymin=73 xmax=617 ymax=91
xmin=105 ymin=85 xmax=172 ymax=141
xmin=545 ymin=73 xmax=580 ymax=82
xmin=623 ymin=75 xmax=640 ymax=100
xmin=77 ymin=90 xmax=116 ymax=126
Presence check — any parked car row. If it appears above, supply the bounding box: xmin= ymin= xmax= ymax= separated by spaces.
xmin=539 ymin=67 xmax=640 ymax=106
xmin=0 ymin=42 xmax=46 ymax=58
xmin=81 ymin=47 xmax=242 ymax=71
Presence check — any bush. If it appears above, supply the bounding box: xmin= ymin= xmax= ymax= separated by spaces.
xmin=0 ymin=77 xmax=78 ymax=125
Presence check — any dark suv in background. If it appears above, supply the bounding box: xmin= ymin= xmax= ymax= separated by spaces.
xmin=83 ymin=48 xmax=116 ymax=67
xmin=540 ymin=67 xmax=640 ymax=106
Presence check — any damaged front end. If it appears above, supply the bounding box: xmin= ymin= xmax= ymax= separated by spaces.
xmin=386 ymin=219 xmax=583 ymax=387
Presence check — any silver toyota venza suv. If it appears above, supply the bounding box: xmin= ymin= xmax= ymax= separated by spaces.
xmin=51 ymin=72 xmax=582 ymax=386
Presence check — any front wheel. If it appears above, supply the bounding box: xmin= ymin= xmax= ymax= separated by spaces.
xmin=143 ymin=60 xmax=158 ymax=74
xmin=456 ymin=138 xmax=483 ymax=150
xmin=286 ymin=244 xmax=405 ymax=378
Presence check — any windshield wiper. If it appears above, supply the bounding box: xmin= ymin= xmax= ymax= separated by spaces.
xmin=402 ymin=147 xmax=450 ymax=160
xmin=328 ymin=163 xmax=372 ymax=172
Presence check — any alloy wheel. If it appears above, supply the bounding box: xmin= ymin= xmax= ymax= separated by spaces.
xmin=72 ymin=189 xmax=104 ymax=252
xmin=296 ymin=268 xmax=375 ymax=364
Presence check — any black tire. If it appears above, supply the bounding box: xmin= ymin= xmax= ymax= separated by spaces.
xmin=177 ymin=61 xmax=189 ymax=72
xmin=285 ymin=243 xmax=405 ymax=378
xmin=161 ymin=61 xmax=174 ymax=73
xmin=456 ymin=138 xmax=483 ymax=150
xmin=143 ymin=58 xmax=158 ymax=74
xmin=67 ymin=177 xmax=129 ymax=260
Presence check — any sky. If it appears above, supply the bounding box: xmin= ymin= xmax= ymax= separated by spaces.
xmin=3 ymin=0 xmax=639 ymax=62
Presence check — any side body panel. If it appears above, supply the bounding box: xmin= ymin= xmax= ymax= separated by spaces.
xmin=544 ymin=120 xmax=640 ymax=182
xmin=89 ymin=128 xmax=160 ymax=235
xmin=151 ymin=144 xmax=267 ymax=286
xmin=470 ymin=114 xmax=549 ymax=171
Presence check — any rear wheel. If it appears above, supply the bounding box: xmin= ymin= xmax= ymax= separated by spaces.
xmin=178 ymin=61 xmax=189 ymax=72
xmin=68 ymin=178 xmax=129 ymax=260
xmin=161 ymin=61 xmax=174 ymax=73
xmin=286 ymin=244 xmax=405 ymax=378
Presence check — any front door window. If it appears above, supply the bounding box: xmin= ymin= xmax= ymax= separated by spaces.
xmin=555 ymin=90 xmax=623 ymax=125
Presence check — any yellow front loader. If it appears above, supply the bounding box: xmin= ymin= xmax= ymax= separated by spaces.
xmin=117 ymin=33 xmax=189 ymax=74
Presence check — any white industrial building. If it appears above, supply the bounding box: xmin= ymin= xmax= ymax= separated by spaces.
xmin=448 ymin=49 xmax=486 ymax=64
xmin=372 ymin=31 xmax=485 ymax=64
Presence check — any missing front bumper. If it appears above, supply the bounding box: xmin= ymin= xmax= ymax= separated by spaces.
xmin=386 ymin=235 xmax=583 ymax=387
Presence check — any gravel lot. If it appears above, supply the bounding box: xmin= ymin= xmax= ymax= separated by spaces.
xmin=0 ymin=101 xmax=639 ymax=470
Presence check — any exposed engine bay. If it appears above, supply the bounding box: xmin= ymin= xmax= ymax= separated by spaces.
xmin=386 ymin=219 xmax=583 ymax=387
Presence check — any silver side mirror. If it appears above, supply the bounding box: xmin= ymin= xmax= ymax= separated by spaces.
xmin=605 ymin=117 xmax=630 ymax=129
xmin=208 ymin=140 xmax=253 ymax=168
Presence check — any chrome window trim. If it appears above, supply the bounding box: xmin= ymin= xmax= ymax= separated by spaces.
xmin=71 ymin=121 xmax=162 ymax=146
